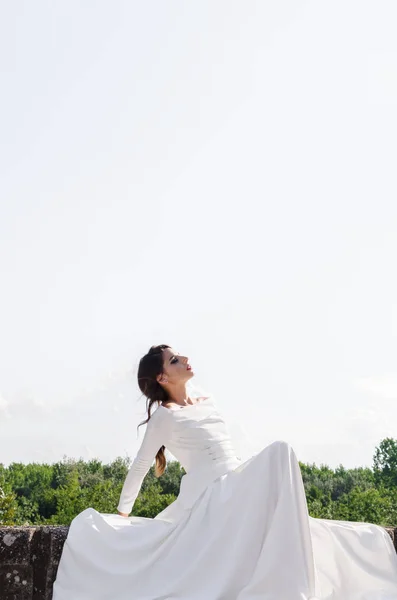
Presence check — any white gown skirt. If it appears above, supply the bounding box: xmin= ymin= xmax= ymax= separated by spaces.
xmin=52 ymin=441 xmax=397 ymax=600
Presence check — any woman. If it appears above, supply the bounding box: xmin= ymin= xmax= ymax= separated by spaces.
xmin=53 ymin=344 xmax=397 ymax=600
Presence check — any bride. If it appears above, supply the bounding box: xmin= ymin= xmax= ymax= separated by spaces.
xmin=53 ymin=344 xmax=397 ymax=600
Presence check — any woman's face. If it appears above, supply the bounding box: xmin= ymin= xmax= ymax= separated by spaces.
xmin=159 ymin=347 xmax=194 ymax=385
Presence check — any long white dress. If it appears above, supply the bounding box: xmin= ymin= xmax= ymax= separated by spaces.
xmin=52 ymin=395 xmax=397 ymax=600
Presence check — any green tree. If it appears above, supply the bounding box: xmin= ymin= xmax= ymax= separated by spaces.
xmin=373 ymin=438 xmax=397 ymax=489
xmin=0 ymin=472 xmax=18 ymax=525
xmin=133 ymin=481 xmax=177 ymax=518
xmin=157 ymin=460 xmax=184 ymax=496
xmin=1 ymin=438 xmax=397 ymax=527
xmin=334 ymin=486 xmax=397 ymax=527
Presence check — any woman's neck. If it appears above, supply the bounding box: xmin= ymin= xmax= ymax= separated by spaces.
xmin=164 ymin=385 xmax=192 ymax=406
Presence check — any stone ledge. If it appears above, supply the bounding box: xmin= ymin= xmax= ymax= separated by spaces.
xmin=1 ymin=525 xmax=396 ymax=600
xmin=1 ymin=526 xmax=68 ymax=600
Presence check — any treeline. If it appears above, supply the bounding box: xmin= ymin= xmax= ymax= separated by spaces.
xmin=1 ymin=438 xmax=397 ymax=528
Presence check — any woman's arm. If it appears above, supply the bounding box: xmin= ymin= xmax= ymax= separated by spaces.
xmin=117 ymin=408 xmax=169 ymax=517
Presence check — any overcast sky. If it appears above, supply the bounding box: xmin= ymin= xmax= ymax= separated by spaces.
xmin=1 ymin=1 xmax=397 ymax=471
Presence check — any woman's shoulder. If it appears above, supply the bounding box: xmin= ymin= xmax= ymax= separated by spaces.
xmin=144 ymin=403 xmax=171 ymax=427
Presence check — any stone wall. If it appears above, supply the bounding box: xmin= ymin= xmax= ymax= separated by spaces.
xmin=1 ymin=525 xmax=396 ymax=600
xmin=0 ymin=526 xmax=68 ymax=600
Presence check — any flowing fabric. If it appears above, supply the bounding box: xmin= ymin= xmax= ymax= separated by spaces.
xmin=52 ymin=396 xmax=397 ymax=600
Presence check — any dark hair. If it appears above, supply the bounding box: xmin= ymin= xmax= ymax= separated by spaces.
xmin=137 ymin=344 xmax=171 ymax=477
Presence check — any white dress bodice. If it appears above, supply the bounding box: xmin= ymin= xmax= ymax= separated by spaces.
xmin=117 ymin=395 xmax=242 ymax=515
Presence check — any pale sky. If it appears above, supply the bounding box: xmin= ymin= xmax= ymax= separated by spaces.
xmin=1 ymin=1 xmax=397 ymax=471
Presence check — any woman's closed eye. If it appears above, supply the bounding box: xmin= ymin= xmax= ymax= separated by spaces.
xmin=171 ymin=357 xmax=179 ymax=364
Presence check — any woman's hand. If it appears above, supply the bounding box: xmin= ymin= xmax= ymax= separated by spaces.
xmin=117 ymin=510 xmax=129 ymax=517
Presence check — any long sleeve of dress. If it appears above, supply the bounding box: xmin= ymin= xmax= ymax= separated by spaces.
xmin=117 ymin=407 xmax=170 ymax=516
